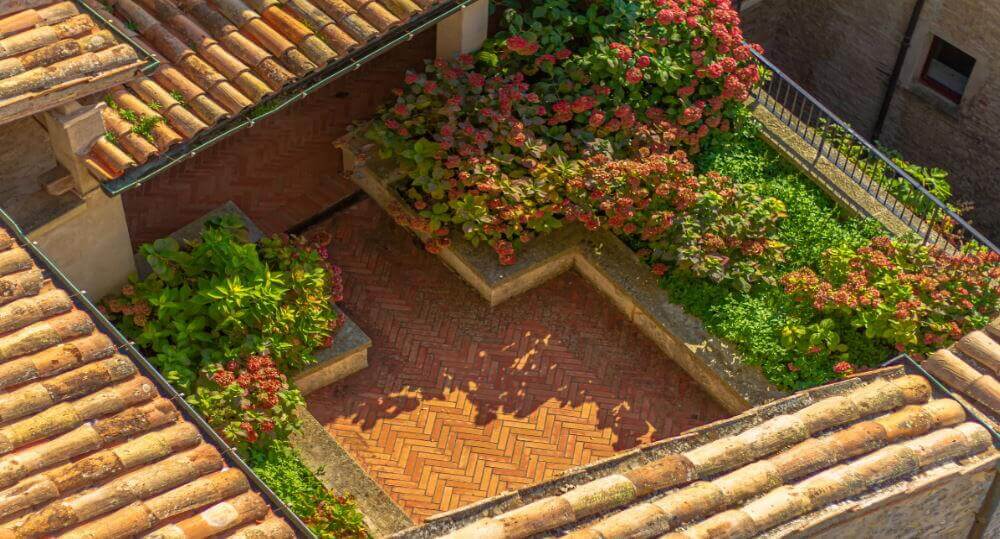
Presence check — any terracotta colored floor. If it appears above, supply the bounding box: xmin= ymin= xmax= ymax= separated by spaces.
xmin=122 ymin=32 xmax=437 ymax=246
xmin=306 ymin=199 xmax=727 ymax=522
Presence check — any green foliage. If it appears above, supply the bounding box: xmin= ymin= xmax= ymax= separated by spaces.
xmin=103 ymin=215 xmax=342 ymax=444
xmin=664 ymin=120 xmax=897 ymax=389
xmin=249 ymin=441 xmax=368 ymax=538
xmin=104 ymin=95 xmax=163 ymax=143
xmin=169 ymin=90 xmax=186 ymax=106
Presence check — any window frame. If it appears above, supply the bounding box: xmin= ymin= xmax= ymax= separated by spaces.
xmin=918 ymin=35 xmax=975 ymax=104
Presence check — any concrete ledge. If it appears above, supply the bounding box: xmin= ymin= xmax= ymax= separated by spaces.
xmin=292 ymin=407 xmax=414 ymax=537
xmin=338 ymin=135 xmax=783 ymax=414
xmin=294 ymin=306 xmax=371 ymax=395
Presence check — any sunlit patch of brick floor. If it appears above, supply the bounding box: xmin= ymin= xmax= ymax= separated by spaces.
xmin=306 ymin=198 xmax=727 ymax=522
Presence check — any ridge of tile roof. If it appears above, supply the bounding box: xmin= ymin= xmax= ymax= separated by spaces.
xmin=394 ymin=372 xmax=998 ymax=539
xmin=82 ymin=0 xmax=453 ymax=181
xmin=918 ymin=316 xmax=1000 ymax=427
xmin=0 ymin=0 xmax=145 ymax=125
xmin=0 ymin=219 xmax=299 ymax=538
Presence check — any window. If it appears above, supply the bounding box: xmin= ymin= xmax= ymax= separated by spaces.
xmin=920 ymin=36 xmax=975 ymax=103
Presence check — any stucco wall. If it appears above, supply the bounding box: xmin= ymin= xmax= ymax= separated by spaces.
xmin=742 ymin=0 xmax=1000 ymax=242
xmin=29 ymin=190 xmax=136 ymax=300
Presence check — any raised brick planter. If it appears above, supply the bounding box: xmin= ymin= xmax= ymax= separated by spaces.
xmin=337 ymin=135 xmax=783 ymax=414
xmin=134 ymin=201 xmax=372 ymax=391
xmin=129 ymin=202 xmax=403 ymax=534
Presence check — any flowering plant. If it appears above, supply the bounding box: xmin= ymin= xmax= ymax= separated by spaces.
xmin=562 ymin=152 xmax=787 ymax=287
xmin=782 ymin=236 xmax=1000 ymax=364
xmin=365 ymin=0 xmax=762 ymax=264
xmin=191 ymin=354 xmax=304 ymax=451
xmin=103 ymin=215 xmax=343 ymax=449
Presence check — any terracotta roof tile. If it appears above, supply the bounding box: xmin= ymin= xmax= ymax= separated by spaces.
xmin=0 ymin=222 xmax=296 ymax=537
xmin=918 ymin=316 xmax=1000 ymax=423
xmin=0 ymin=2 xmax=144 ymax=124
xmin=230 ymin=516 xmax=298 ymax=538
xmin=141 ymin=491 xmax=270 ymax=538
xmin=411 ymin=374 xmax=996 ymax=539
xmin=127 ymin=75 xmax=210 ymax=137
xmin=177 ymin=0 xmax=296 ymax=89
xmin=82 ymin=0 xmax=452 ymax=180
xmin=663 ymin=422 xmax=991 ymax=539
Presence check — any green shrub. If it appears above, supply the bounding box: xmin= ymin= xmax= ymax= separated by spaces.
xmin=782 ymin=236 xmax=1000 ymax=363
xmin=249 ymin=441 xmax=368 ymax=538
xmin=103 ymin=215 xmax=343 ymax=446
xmin=365 ymin=0 xmax=762 ymax=264
xmin=664 ymin=121 xmax=896 ymax=389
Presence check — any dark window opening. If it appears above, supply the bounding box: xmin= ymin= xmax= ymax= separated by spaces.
xmin=920 ymin=36 xmax=975 ymax=103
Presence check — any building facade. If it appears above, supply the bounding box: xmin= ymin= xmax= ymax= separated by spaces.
xmin=742 ymin=0 xmax=1000 ymax=242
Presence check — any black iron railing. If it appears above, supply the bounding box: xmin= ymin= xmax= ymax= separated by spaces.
xmin=748 ymin=48 xmax=999 ymax=255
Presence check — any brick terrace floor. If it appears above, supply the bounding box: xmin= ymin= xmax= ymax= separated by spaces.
xmin=306 ymin=198 xmax=727 ymax=522
xmin=121 ymin=31 xmax=437 ymax=246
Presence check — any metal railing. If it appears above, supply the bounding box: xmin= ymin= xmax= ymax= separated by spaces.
xmin=0 ymin=208 xmax=315 ymax=538
xmin=748 ymin=48 xmax=999 ymax=254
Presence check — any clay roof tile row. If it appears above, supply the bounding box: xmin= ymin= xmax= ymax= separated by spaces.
xmin=82 ymin=0 xmax=450 ymax=180
xmin=0 ymin=1 xmax=145 ymax=124
xmin=0 ymin=222 xmax=297 ymax=538
xmin=919 ymin=317 xmax=1000 ymax=425
xmin=408 ymin=373 xmax=996 ymax=539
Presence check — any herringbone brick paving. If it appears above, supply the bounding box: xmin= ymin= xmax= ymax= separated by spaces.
xmin=306 ymin=199 xmax=727 ymax=522
xmin=122 ymin=32 xmax=437 ymax=246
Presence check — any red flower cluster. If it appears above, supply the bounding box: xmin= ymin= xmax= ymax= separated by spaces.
xmin=200 ymin=353 xmax=302 ymax=447
xmin=506 ymin=35 xmax=539 ymax=56
xmin=213 ymin=354 xmax=287 ymax=411
xmin=783 ymin=237 xmax=1000 ymax=355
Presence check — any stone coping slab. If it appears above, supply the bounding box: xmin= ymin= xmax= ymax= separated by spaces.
xmin=294 ymin=306 xmax=371 ymax=394
xmin=338 ymin=135 xmax=783 ymax=414
xmin=292 ymin=407 xmax=415 ymax=537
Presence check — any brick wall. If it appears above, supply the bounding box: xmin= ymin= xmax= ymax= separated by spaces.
xmin=742 ymin=0 xmax=1000 ymax=242
xmin=741 ymin=0 xmax=911 ymax=136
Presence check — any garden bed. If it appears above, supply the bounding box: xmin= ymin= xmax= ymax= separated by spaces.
xmin=110 ymin=202 xmax=390 ymax=537
xmin=134 ymin=201 xmax=373 ymax=394
xmin=340 ymin=132 xmax=781 ymax=413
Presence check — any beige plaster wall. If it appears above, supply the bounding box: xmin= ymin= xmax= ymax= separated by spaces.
xmin=29 ymin=190 xmax=136 ymax=300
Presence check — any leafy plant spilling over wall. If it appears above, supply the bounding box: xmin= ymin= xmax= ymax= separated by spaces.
xmin=362 ymin=0 xmax=1000 ymax=388
xmin=368 ymin=0 xmax=761 ymax=265
xmin=103 ymin=216 xmax=366 ymax=537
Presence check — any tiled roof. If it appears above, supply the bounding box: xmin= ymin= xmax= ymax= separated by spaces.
xmin=919 ymin=317 xmax=1000 ymax=427
xmin=0 ymin=223 xmax=297 ymax=537
xmin=82 ymin=0 xmax=449 ymax=180
xmin=0 ymin=1 xmax=145 ymax=125
xmin=395 ymin=373 xmax=997 ymax=539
